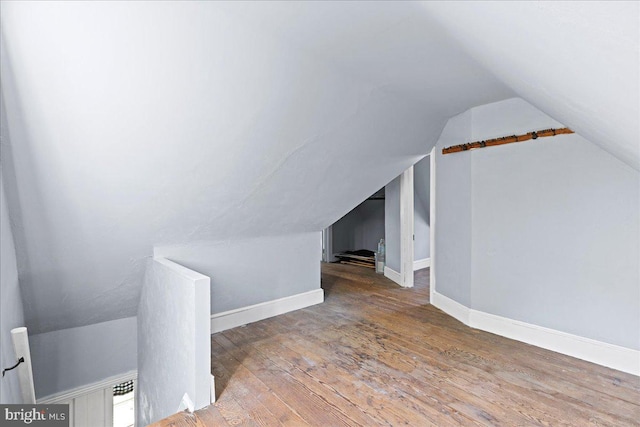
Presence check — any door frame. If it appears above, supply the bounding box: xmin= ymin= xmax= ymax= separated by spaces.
xmin=429 ymin=148 xmax=436 ymax=300
xmin=399 ymin=165 xmax=414 ymax=288
xmin=398 ymin=148 xmax=436 ymax=290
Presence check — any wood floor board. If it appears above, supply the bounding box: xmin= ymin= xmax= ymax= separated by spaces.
xmin=270 ymin=329 xmax=497 ymax=426
xmin=316 ymin=269 xmax=640 ymax=424
xmin=280 ymin=317 xmax=572 ymax=427
xmin=153 ymin=263 xmax=640 ymax=427
xmin=212 ymin=353 xmax=287 ymax=427
xmin=253 ymin=331 xmax=461 ymax=426
xmin=315 ymin=301 xmax=638 ymax=425
xmin=247 ymin=337 xmax=403 ymax=426
xmin=153 ymin=412 xmax=209 ymax=427
xmin=191 ymin=406 xmax=230 ymax=427
xmin=213 ymin=334 xmax=362 ymax=427
xmin=321 ymin=275 xmax=640 ymax=406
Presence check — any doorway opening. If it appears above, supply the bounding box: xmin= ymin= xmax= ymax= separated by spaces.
xmin=113 ymin=380 xmax=135 ymax=427
xmin=322 ymin=148 xmax=435 ymax=296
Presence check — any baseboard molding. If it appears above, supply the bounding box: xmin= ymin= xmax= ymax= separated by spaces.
xmin=470 ymin=310 xmax=640 ymax=376
xmin=383 ymin=266 xmax=402 ymax=286
xmin=431 ymin=290 xmax=469 ymax=325
xmin=413 ymin=258 xmax=431 ymax=271
xmin=431 ymin=291 xmax=639 ymax=376
xmin=38 ymin=370 xmax=137 ymax=404
xmin=210 ymin=289 xmax=324 ymax=334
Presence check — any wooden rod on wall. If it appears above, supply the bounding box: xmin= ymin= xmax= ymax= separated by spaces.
xmin=442 ymin=127 xmax=574 ymax=155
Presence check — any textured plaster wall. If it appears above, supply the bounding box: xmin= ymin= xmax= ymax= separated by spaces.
xmin=434 ymin=98 xmax=640 ymax=350
xmin=2 ymin=1 xmax=634 ymax=399
xmin=433 ymin=112 xmax=473 ymax=306
xmin=137 ymin=258 xmax=210 ymax=426
xmin=155 ymin=233 xmax=320 ymax=315
xmin=384 ymin=177 xmax=401 ymax=273
xmin=423 ymin=1 xmax=640 ymax=170
xmin=0 ymin=2 xmax=459 ymax=334
xmin=29 ymin=317 xmax=137 ymax=399
xmin=0 ymin=163 xmax=25 ymax=403
xmin=383 ymin=157 xmax=431 ymax=272
xmin=414 ymin=156 xmax=430 ymax=261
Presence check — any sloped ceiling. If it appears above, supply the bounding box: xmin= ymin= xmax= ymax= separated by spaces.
xmin=1 ymin=1 xmax=633 ymax=335
xmin=422 ymin=1 xmax=640 ymax=170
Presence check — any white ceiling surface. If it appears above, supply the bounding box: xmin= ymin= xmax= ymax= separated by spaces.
xmin=2 ymin=1 xmax=632 ymax=334
xmin=216 ymin=1 xmax=512 ymax=117
xmin=422 ymin=1 xmax=640 ymax=170
xmin=0 ymin=1 xmax=512 ymax=333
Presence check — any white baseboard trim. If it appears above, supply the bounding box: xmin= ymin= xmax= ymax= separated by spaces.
xmin=38 ymin=370 xmax=137 ymax=404
xmin=383 ymin=266 xmax=402 ymax=286
xmin=470 ymin=310 xmax=640 ymax=376
xmin=431 ymin=290 xmax=470 ymax=325
xmin=210 ymin=289 xmax=324 ymax=334
xmin=431 ymin=291 xmax=639 ymax=376
xmin=413 ymin=258 xmax=431 ymax=271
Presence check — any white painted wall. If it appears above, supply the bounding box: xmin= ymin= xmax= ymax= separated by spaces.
xmin=155 ymin=233 xmax=321 ymax=316
xmin=423 ymin=1 xmax=639 ymax=170
xmin=414 ymin=156 xmax=430 ymax=262
xmin=29 ymin=317 xmax=137 ymax=400
xmin=433 ymin=112 xmax=473 ymax=307
xmin=384 ymin=177 xmax=401 ymax=273
xmin=42 ymin=387 xmax=113 ymax=427
xmin=0 ymin=2 xmax=472 ymax=336
xmin=0 ymin=162 xmax=25 ymax=403
xmin=137 ymin=258 xmax=210 ymax=426
xmin=387 ymin=160 xmax=432 ymax=276
xmin=322 ymin=226 xmax=336 ymax=263
xmin=332 ymin=199 xmax=385 ymax=253
xmin=2 ymin=0 xmax=634 ymax=403
xmin=399 ymin=166 xmax=415 ymax=287
xmin=38 ymin=373 xmax=137 ymax=427
xmin=434 ymin=98 xmax=640 ymax=351
xmin=68 ymin=387 xmax=113 ymax=427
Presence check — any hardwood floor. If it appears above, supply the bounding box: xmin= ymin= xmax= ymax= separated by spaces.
xmin=152 ymin=263 xmax=640 ymax=426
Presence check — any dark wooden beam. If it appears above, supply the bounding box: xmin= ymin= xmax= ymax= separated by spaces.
xmin=442 ymin=127 xmax=574 ymax=155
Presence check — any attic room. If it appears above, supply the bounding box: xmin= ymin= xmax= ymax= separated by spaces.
xmin=0 ymin=1 xmax=638 ymax=426
xmin=326 ymin=153 xmax=430 ymax=274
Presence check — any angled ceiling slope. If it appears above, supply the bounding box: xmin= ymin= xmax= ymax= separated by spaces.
xmin=423 ymin=1 xmax=640 ymax=170
xmin=11 ymin=2 xmax=633 ymax=332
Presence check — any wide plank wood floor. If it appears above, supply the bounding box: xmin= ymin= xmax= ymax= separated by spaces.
xmin=152 ymin=263 xmax=640 ymax=426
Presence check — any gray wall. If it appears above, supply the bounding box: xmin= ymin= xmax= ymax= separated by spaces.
xmin=137 ymin=258 xmax=210 ymax=426
xmin=384 ymin=177 xmax=401 ymax=272
xmin=434 ymin=112 xmax=473 ymax=306
xmin=29 ymin=317 xmax=137 ymax=399
xmin=155 ymin=232 xmax=321 ymax=315
xmin=414 ymin=156 xmax=430 ymax=261
xmin=332 ymin=199 xmax=385 ymax=253
xmin=0 ymin=169 xmax=25 ymax=403
xmin=0 ymin=2 xmax=446 ymax=336
xmin=423 ymin=2 xmax=639 ymax=170
xmin=435 ymin=98 xmax=640 ymax=350
xmin=385 ymin=158 xmax=432 ymax=273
